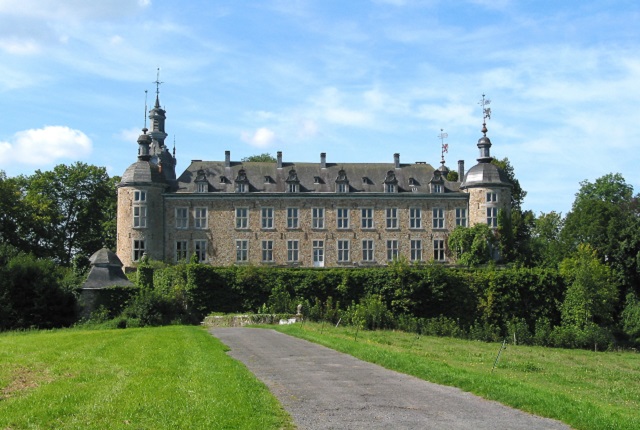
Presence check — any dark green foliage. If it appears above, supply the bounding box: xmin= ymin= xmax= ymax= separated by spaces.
xmin=241 ymin=153 xmax=277 ymax=162
xmin=448 ymin=224 xmax=496 ymax=266
xmin=0 ymin=245 xmax=76 ymax=330
xmin=621 ymin=293 xmax=640 ymax=345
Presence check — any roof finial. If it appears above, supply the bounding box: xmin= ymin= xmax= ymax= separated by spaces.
xmin=143 ymin=90 xmax=148 ymax=131
xmin=153 ymin=67 xmax=163 ymax=108
xmin=438 ymin=128 xmax=448 ymax=166
xmin=173 ymin=135 xmax=176 ymax=158
xmin=478 ymin=94 xmax=491 ymax=136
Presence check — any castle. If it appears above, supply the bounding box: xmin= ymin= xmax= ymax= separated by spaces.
xmin=116 ymin=91 xmax=511 ymax=269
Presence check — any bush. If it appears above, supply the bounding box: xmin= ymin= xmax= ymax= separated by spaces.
xmin=346 ymin=295 xmax=395 ymax=330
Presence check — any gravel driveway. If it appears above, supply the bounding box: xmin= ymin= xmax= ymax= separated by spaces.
xmin=211 ymin=328 xmax=570 ymax=430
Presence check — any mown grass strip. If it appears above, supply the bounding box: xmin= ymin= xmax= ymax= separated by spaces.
xmin=0 ymin=326 xmax=293 ymax=429
xmin=275 ymin=323 xmax=640 ymax=430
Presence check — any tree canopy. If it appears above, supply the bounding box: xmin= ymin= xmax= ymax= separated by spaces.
xmin=241 ymin=153 xmax=277 ymax=162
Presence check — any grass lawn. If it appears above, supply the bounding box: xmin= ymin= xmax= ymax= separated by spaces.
xmin=275 ymin=322 xmax=640 ymax=430
xmin=0 ymin=326 xmax=293 ymax=429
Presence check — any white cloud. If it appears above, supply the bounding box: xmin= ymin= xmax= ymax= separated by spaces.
xmin=118 ymin=127 xmax=143 ymax=144
xmin=0 ymin=0 xmax=150 ymax=21
xmin=0 ymin=38 xmax=40 ymax=55
xmin=241 ymin=127 xmax=277 ymax=148
xmin=0 ymin=126 xmax=92 ymax=167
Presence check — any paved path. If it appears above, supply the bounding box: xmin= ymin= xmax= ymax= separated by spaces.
xmin=211 ymin=328 xmax=570 ymax=430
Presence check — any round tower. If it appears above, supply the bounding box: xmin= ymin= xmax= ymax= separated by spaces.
xmin=460 ymin=100 xmax=512 ymax=228
xmin=116 ymin=128 xmax=168 ymax=268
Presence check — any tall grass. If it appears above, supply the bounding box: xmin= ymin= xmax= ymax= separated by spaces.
xmin=276 ymin=323 xmax=640 ymax=430
xmin=0 ymin=326 xmax=293 ymax=429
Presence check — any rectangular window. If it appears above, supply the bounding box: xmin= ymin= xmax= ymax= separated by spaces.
xmin=287 ymin=240 xmax=299 ymax=262
xmin=196 ymin=182 xmax=207 ymax=193
xmin=362 ymin=239 xmax=374 ymax=262
xmin=433 ymin=184 xmax=443 ymax=193
xmin=455 ymin=208 xmax=467 ymax=227
xmin=487 ymin=207 xmax=498 ymax=228
xmin=337 ymin=240 xmax=350 ymax=262
xmin=194 ymin=239 xmax=207 ymax=262
xmin=175 ymin=240 xmax=188 ymax=262
xmin=287 ymin=183 xmax=299 ymax=193
xmin=134 ymin=190 xmax=146 ymax=202
xmin=261 ymin=207 xmax=274 ymax=229
xmin=261 ymin=240 xmax=274 ymax=262
xmin=237 ymin=183 xmax=248 ymax=193
xmin=133 ymin=205 xmax=147 ymax=228
xmin=385 ymin=183 xmax=396 ymax=193
xmin=194 ymin=207 xmax=207 ymax=229
xmin=337 ymin=183 xmax=348 ymax=193
xmin=487 ymin=192 xmax=498 ymax=202
xmin=337 ymin=208 xmax=350 ymax=229
xmin=287 ymin=207 xmax=299 ymax=229
xmin=361 ymin=208 xmax=374 ymax=229
xmin=433 ymin=207 xmax=445 ymax=229
xmin=236 ymin=239 xmax=248 ymax=262
xmin=312 ymin=207 xmax=325 ymax=229
xmin=434 ymin=239 xmax=446 ymax=262
xmin=235 ymin=207 xmax=249 ymax=229
xmin=410 ymin=208 xmax=422 ymax=229
xmin=175 ymin=207 xmax=188 ymax=229
xmin=386 ymin=208 xmax=398 ymax=229
xmin=410 ymin=240 xmax=422 ymax=262
xmin=132 ymin=239 xmax=145 ymax=262
xmin=313 ymin=240 xmax=324 ymax=267
xmin=387 ymin=239 xmax=399 ymax=262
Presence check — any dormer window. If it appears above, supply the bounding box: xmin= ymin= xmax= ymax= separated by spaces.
xmin=432 ymin=184 xmax=443 ymax=193
xmin=429 ymin=171 xmax=444 ymax=193
xmin=219 ymin=175 xmax=227 ymax=183
xmin=235 ymin=169 xmax=249 ymax=193
xmin=264 ymin=176 xmax=272 ymax=184
xmin=314 ymin=176 xmax=322 ymax=184
xmin=383 ymin=170 xmax=398 ymax=193
xmin=285 ymin=169 xmax=300 ymax=193
xmin=335 ymin=169 xmax=349 ymax=193
xmin=194 ymin=169 xmax=209 ymax=193
xmin=408 ymin=177 xmax=417 ymax=186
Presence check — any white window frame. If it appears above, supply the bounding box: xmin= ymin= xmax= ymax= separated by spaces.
xmin=361 ymin=208 xmax=374 ymax=229
xmin=433 ymin=207 xmax=445 ymax=229
xmin=312 ymin=240 xmax=324 ymax=267
xmin=410 ymin=208 xmax=422 ymax=229
xmin=337 ymin=240 xmax=350 ymax=262
xmin=132 ymin=239 xmax=146 ymax=262
xmin=487 ymin=207 xmax=498 ymax=228
xmin=337 ymin=208 xmax=350 ymax=229
xmin=287 ymin=240 xmax=299 ymax=262
xmin=133 ymin=205 xmax=147 ymax=228
xmin=236 ymin=239 xmax=248 ymax=262
xmin=235 ymin=207 xmax=249 ymax=229
xmin=237 ymin=183 xmax=248 ymax=193
xmin=175 ymin=207 xmax=188 ymax=229
xmin=487 ymin=192 xmax=498 ymax=203
xmin=287 ymin=183 xmax=299 ymax=193
xmin=386 ymin=208 xmax=398 ymax=229
xmin=434 ymin=239 xmax=446 ymax=262
xmin=337 ymin=183 xmax=348 ymax=193
xmin=410 ymin=239 xmax=422 ymax=262
xmin=385 ymin=183 xmax=396 ymax=193
xmin=433 ymin=184 xmax=443 ymax=193
xmin=287 ymin=207 xmax=299 ymax=229
xmin=455 ymin=208 xmax=467 ymax=227
xmin=133 ymin=190 xmax=146 ymax=202
xmin=175 ymin=240 xmax=188 ymax=262
xmin=196 ymin=182 xmax=207 ymax=193
xmin=386 ymin=239 xmax=399 ymax=262
xmin=194 ymin=239 xmax=207 ymax=262
xmin=261 ymin=240 xmax=274 ymax=262
xmin=362 ymin=239 xmax=374 ymax=262
xmin=312 ymin=207 xmax=325 ymax=229
xmin=194 ymin=207 xmax=207 ymax=229
xmin=261 ymin=207 xmax=274 ymax=229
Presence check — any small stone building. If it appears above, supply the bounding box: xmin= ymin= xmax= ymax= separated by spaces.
xmin=81 ymin=248 xmax=134 ymax=317
xmin=116 ymin=91 xmax=511 ymax=269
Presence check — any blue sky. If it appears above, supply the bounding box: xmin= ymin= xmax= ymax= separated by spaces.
xmin=1 ymin=0 xmax=639 ymax=215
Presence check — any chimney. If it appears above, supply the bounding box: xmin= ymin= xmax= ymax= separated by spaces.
xmin=225 ymin=150 xmax=231 ymax=167
xmin=458 ymin=160 xmax=465 ymax=181
xmin=394 ymin=153 xmax=400 ymax=169
xmin=320 ymin=152 xmax=326 ymax=169
xmin=277 ymin=151 xmax=282 ymax=169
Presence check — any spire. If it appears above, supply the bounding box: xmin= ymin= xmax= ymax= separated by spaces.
xmin=438 ymin=128 xmax=449 ymax=173
xmin=153 ymin=67 xmax=163 ymax=108
xmin=476 ymin=94 xmax=493 ymax=163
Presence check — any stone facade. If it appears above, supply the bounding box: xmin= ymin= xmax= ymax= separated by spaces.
xmin=116 ymin=93 xmax=512 ymax=269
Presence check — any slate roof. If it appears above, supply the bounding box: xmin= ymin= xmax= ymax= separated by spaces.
xmin=83 ymin=248 xmax=133 ymax=289
xmin=174 ymin=159 xmax=462 ymax=194
xmin=460 ymin=162 xmax=511 ymax=189
xmin=120 ymin=160 xmax=167 ymax=186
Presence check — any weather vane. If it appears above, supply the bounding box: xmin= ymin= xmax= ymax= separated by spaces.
xmin=143 ymin=90 xmax=148 ymax=129
xmin=479 ymin=94 xmax=491 ymax=123
xmin=438 ymin=128 xmax=449 ymax=165
xmin=153 ymin=67 xmax=163 ymax=96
